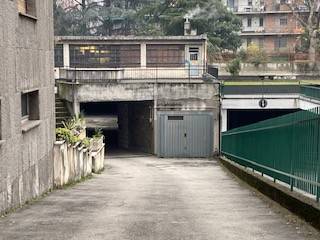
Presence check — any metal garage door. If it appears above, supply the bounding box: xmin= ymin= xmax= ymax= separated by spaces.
xmin=158 ymin=112 xmax=213 ymax=158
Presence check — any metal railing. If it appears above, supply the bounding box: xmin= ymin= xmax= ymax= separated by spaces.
xmin=56 ymin=65 xmax=208 ymax=83
xmin=222 ymin=107 xmax=320 ymax=202
xmin=300 ymin=85 xmax=320 ymax=101
xmin=220 ymin=84 xmax=300 ymax=96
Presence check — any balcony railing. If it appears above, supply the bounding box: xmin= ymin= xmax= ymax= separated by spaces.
xmin=300 ymin=85 xmax=320 ymax=101
xmin=241 ymin=26 xmax=265 ymax=33
xmin=56 ymin=65 xmax=210 ymax=83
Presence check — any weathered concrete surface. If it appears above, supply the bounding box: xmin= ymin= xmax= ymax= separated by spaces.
xmin=0 ymin=0 xmax=55 ymax=214
xmin=0 ymin=153 xmax=319 ymax=240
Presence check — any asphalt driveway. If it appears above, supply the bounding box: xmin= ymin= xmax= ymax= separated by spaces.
xmin=0 ymin=152 xmax=319 ymax=240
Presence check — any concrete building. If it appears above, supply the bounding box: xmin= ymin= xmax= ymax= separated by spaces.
xmin=221 ymin=82 xmax=320 ymax=132
xmin=226 ymin=0 xmax=303 ymax=57
xmin=54 ymin=35 xmax=220 ymax=157
xmin=0 ymin=0 xmax=55 ymax=214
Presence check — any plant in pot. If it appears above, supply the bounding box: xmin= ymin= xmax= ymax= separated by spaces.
xmin=73 ymin=113 xmax=86 ymax=140
xmin=92 ymin=128 xmax=104 ymax=151
xmin=56 ymin=128 xmax=80 ymax=145
xmin=62 ymin=113 xmax=86 ymax=141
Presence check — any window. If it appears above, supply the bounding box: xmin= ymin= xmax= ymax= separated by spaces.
xmin=69 ymin=45 xmax=141 ymax=68
xmin=54 ymin=45 xmax=64 ymax=67
xmin=280 ymin=17 xmax=288 ymax=26
xmin=21 ymin=90 xmax=39 ymax=121
xmin=248 ymin=0 xmax=253 ymax=5
xmin=247 ymin=18 xmax=252 ymax=27
xmin=146 ymin=45 xmax=185 ymax=67
xmin=189 ymin=47 xmax=199 ymax=61
xmin=280 ymin=0 xmax=287 ymax=4
xmin=18 ymin=0 xmax=36 ymax=17
xmin=258 ymin=39 xmax=264 ymax=48
xmin=259 ymin=17 xmax=264 ymax=27
xmin=168 ymin=116 xmax=184 ymax=121
xmin=274 ymin=37 xmax=288 ymax=49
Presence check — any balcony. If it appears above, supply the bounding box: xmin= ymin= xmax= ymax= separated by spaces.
xmin=241 ymin=26 xmax=265 ymax=33
xmin=55 ymin=65 xmax=212 ymax=84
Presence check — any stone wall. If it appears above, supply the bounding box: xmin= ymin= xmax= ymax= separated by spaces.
xmin=0 ymin=0 xmax=54 ymax=215
xmin=53 ymin=141 xmax=105 ymax=187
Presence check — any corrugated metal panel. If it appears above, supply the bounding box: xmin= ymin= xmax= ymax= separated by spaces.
xmin=158 ymin=112 xmax=213 ymax=158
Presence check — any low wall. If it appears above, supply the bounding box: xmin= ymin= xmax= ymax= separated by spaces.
xmin=53 ymin=141 xmax=105 ymax=187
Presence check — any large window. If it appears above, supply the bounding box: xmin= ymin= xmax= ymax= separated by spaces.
xmin=54 ymin=45 xmax=64 ymax=67
xmin=247 ymin=17 xmax=252 ymax=27
xmin=280 ymin=17 xmax=288 ymax=26
xmin=274 ymin=37 xmax=288 ymax=49
xmin=69 ymin=45 xmax=141 ymax=68
xmin=18 ymin=0 xmax=36 ymax=17
xmin=146 ymin=45 xmax=185 ymax=67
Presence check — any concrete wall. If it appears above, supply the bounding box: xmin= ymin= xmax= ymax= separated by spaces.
xmin=53 ymin=141 xmax=105 ymax=187
xmin=0 ymin=0 xmax=54 ymax=214
xmin=129 ymin=102 xmax=154 ymax=154
xmin=118 ymin=103 xmax=129 ymax=149
xmin=58 ymin=82 xmax=220 ymax=155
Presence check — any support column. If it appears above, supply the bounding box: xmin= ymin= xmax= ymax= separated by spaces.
xmin=221 ymin=109 xmax=228 ymax=132
xmin=73 ymin=100 xmax=80 ymax=116
xmin=63 ymin=43 xmax=70 ymax=68
xmin=141 ymin=43 xmax=147 ymax=68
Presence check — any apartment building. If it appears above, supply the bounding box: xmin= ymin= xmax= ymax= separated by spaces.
xmin=0 ymin=0 xmax=55 ymax=214
xmin=54 ymin=35 xmax=220 ymax=157
xmin=227 ymin=0 xmax=303 ymax=57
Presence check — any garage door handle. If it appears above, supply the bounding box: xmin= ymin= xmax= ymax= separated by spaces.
xmin=184 ymin=133 xmax=187 ymax=137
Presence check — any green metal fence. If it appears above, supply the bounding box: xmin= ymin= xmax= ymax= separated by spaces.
xmin=222 ymin=107 xmax=320 ymax=201
xmin=301 ymin=85 xmax=320 ymax=101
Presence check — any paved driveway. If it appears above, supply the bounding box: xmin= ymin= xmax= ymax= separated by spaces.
xmin=0 ymin=152 xmax=319 ymax=240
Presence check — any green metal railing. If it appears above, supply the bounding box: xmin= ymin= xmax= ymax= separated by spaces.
xmin=300 ymin=85 xmax=320 ymax=101
xmin=222 ymin=107 xmax=320 ymax=201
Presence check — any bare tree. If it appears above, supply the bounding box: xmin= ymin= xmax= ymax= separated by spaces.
xmin=288 ymin=0 xmax=320 ymax=62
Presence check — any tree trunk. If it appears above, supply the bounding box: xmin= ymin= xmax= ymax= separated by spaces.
xmin=309 ymin=29 xmax=317 ymax=63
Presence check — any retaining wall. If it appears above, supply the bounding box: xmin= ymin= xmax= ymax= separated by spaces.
xmin=53 ymin=141 xmax=105 ymax=187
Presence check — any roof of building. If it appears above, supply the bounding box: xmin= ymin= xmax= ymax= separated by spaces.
xmin=55 ymin=35 xmax=208 ymax=43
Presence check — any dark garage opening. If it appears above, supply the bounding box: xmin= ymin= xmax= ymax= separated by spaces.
xmin=81 ymin=101 xmax=154 ymax=153
xmin=227 ymin=109 xmax=299 ymax=130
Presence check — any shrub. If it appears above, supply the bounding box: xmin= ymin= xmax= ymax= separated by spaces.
xmin=56 ymin=128 xmax=80 ymax=145
xmin=93 ymin=128 xmax=104 ymax=139
xmin=226 ymin=58 xmax=241 ymax=76
xmin=246 ymin=43 xmax=268 ymax=67
xmin=81 ymin=137 xmax=91 ymax=148
xmin=238 ymin=48 xmax=247 ymax=61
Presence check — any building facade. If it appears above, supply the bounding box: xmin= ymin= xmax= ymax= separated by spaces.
xmin=227 ymin=0 xmax=303 ymax=57
xmin=55 ymin=35 xmax=220 ymax=157
xmin=0 ymin=0 xmax=55 ymax=214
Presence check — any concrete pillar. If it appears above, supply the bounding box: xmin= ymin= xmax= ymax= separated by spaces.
xmin=63 ymin=43 xmax=70 ymax=68
xmin=153 ymin=86 xmax=158 ymax=155
xmin=141 ymin=43 xmax=147 ymax=68
xmin=73 ymin=100 xmax=80 ymax=116
xmin=221 ymin=109 xmax=228 ymax=132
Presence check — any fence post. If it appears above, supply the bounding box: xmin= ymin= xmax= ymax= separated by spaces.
xmin=290 ymin=122 xmax=294 ymax=192
xmin=316 ymin=116 xmax=320 ymax=202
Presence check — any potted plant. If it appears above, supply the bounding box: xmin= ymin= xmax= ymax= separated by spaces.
xmin=62 ymin=113 xmax=86 ymax=141
xmin=92 ymin=128 xmax=104 ymax=151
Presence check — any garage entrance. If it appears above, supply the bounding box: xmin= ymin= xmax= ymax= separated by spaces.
xmin=157 ymin=112 xmax=213 ymax=158
xmin=81 ymin=101 xmax=154 ymax=153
